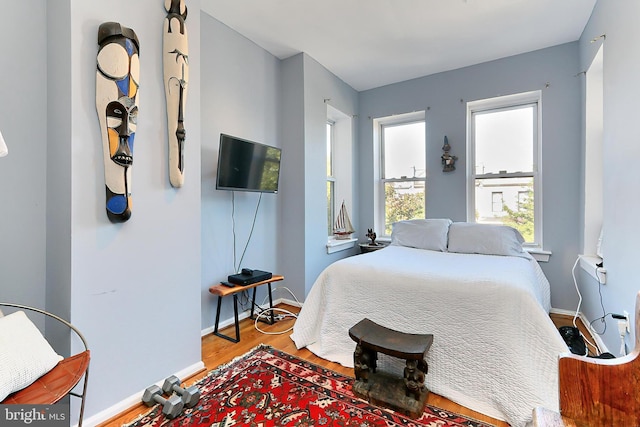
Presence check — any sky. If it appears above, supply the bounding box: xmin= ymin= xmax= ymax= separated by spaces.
xmin=380 ymin=106 xmax=533 ymax=178
xmin=383 ymin=121 xmax=425 ymax=178
xmin=474 ymin=105 xmax=534 ymax=174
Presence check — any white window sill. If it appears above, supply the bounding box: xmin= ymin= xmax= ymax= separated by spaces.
xmin=525 ymin=247 xmax=552 ymax=262
xmin=366 ymin=240 xmax=552 ymax=261
xmin=579 ymin=254 xmax=606 ymax=284
xmin=326 ymin=237 xmax=357 ymax=254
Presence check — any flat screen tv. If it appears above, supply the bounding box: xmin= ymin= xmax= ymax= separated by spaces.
xmin=216 ymin=134 xmax=282 ymax=193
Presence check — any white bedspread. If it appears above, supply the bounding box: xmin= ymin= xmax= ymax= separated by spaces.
xmin=290 ymin=246 xmax=568 ymax=427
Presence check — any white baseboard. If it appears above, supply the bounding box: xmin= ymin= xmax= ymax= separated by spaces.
xmin=279 ymin=297 xmax=303 ymax=308
xmin=82 ymin=297 xmax=302 ymax=426
xmin=550 ymin=308 xmax=609 ymax=354
xmin=200 ymin=307 xmax=252 ymax=336
xmin=80 ymin=360 xmax=205 ymax=427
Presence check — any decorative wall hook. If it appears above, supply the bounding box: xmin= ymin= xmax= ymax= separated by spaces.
xmin=441 ymin=136 xmax=457 ymax=172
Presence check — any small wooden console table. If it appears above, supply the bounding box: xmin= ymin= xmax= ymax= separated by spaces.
xmin=349 ymin=318 xmax=433 ymax=418
xmin=209 ymin=274 xmax=284 ymax=343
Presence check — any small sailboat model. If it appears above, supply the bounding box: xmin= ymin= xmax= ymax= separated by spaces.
xmin=333 ymin=201 xmax=355 ymax=240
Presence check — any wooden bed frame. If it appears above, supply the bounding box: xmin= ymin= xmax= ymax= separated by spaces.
xmin=556 ymin=291 xmax=640 ymax=426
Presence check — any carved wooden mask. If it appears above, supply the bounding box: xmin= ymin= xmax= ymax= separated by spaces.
xmin=163 ymin=0 xmax=189 ymax=188
xmin=96 ymin=22 xmax=140 ymax=222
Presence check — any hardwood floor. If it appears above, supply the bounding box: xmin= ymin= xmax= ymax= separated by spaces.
xmin=98 ymin=305 xmax=585 ymax=427
xmin=549 ymin=312 xmax=600 ymax=357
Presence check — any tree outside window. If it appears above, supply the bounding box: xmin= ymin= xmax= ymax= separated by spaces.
xmin=384 ymin=183 xmax=425 ymax=235
xmin=468 ymin=91 xmax=541 ymax=246
xmin=504 ymin=186 xmax=534 ymax=242
xmin=376 ymin=115 xmax=426 ymax=235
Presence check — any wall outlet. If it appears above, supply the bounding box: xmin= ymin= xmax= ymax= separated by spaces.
xmin=618 ymin=319 xmax=627 ymax=336
xmin=624 ymin=310 xmax=631 ymax=334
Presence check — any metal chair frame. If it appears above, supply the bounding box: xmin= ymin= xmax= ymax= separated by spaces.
xmin=0 ymin=303 xmax=90 ymax=427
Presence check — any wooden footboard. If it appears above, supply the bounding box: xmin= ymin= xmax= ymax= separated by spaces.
xmin=558 ymin=291 xmax=640 ymax=427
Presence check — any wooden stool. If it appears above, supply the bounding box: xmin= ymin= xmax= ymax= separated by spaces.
xmin=348 ymin=318 xmax=433 ymax=418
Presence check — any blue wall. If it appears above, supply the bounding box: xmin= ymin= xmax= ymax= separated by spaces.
xmin=2 ymin=1 xmax=204 ymax=425
xmin=68 ymin=1 xmax=204 ymax=423
xmin=201 ymin=16 xmax=360 ymax=316
xmin=358 ymin=43 xmax=583 ymax=310
xmin=200 ymin=13 xmax=282 ymax=327
xmin=575 ymin=0 xmax=640 ymax=354
xmin=0 ymin=0 xmax=48 ymax=312
xmin=299 ymin=54 xmax=360 ymax=295
xmin=6 ymin=1 xmax=640 ymax=423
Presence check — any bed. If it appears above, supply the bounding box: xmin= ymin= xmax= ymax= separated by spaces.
xmin=291 ymin=220 xmax=569 ymax=427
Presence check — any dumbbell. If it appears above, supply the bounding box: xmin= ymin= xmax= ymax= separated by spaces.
xmin=141 ymin=384 xmax=184 ymax=418
xmin=162 ymin=375 xmax=201 ymax=408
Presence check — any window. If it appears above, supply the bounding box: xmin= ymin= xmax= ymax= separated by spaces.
xmin=517 ymin=191 xmax=528 ymax=211
xmin=325 ymin=104 xmax=355 ymax=253
xmin=374 ymin=112 xmax=426 ymax=236
xmin=583 ymin=44 xmax=603 ymax=258
xmin=467 ymin=91 xmax=541 ymax=246
xmin=326 ymin=121 xmax=335 ymax=236
xmin=491 ymin=192 xmax=504 ymax=212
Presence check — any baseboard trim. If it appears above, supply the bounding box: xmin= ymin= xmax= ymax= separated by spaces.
xmin=201 ymin=297 xmax=302 ymax=337
xmin=80 ymin=360 xmax=205 ymax=427
xmin=550 ymin=308 xmax=609 ymax=354
xmin=279 ymin=297 xmax=303 ymax=308
xmin=84 ymin=297 xmax=301 ymax=426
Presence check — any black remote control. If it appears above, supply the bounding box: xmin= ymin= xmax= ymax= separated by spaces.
xmin=221 ymin=281 xmax=235 ymax=287
xmin=241 ymin=268 xmax=254 ymax=275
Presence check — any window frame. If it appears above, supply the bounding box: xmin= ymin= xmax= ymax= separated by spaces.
xmin=583 ymin=44 xmax=604 ymax=258
xmin=374 ymin=111 xmax=426 ymax=237
xmin=466 ymin=91 xmax=543 ymax=248
xmin=326 ymin=120 xmax=336 ymax=236
xmin=491 ymin=191 xmax=504 ymax=213
xmin=325 ymin=104 xmax=356 ymax=252
xmin=517 ymin=191 xmax=528 ymax=211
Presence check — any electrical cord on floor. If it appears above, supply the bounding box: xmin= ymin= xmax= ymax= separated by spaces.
xmin=570 ymin=257 xmax=582 ymax=328
xmin=580 ymin=326 xmax=599 ymax=356
xmin=585 ymin=338 xmax=600 ymax=356
xmin=254 ymin=307 xmax=298 ymax=335
xmin=253 ymin=286 xmax=301 ymax=335
xmin=570 ymin=256 xmax=599 ymax=355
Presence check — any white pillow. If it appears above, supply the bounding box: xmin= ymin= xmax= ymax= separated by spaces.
xmin=390 ymin=219 xmax=452 ymax=251
xmin=447 ymin=222 xmax=527 ymax=258
xmin=0 ymin=311 xmax=63 ymax=401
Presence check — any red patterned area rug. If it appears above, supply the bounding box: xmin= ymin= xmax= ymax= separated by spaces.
xmin=125 ymin=345 xmax=496 ymax=427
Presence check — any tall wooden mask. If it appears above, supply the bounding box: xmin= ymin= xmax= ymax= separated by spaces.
xmin=163 ymin=0 xmax=189 ymax=188
xmin=96 ymin=22 xmax=140 ymax=223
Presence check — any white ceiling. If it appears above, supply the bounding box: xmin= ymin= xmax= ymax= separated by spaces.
xmin=201 ymin=0 xmax=596 ymax=91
